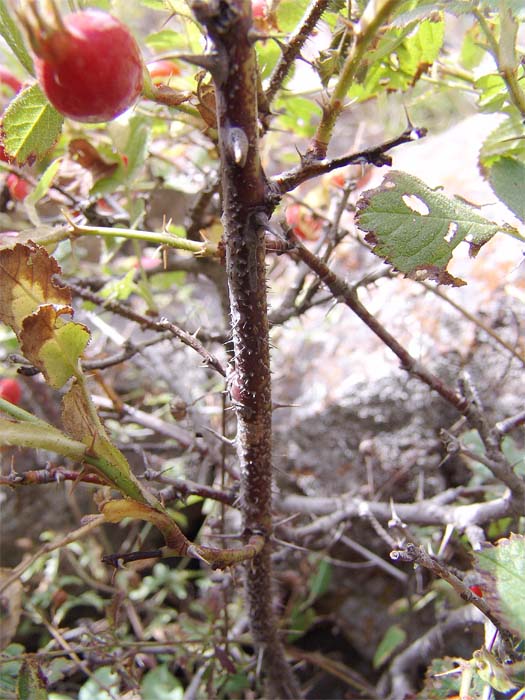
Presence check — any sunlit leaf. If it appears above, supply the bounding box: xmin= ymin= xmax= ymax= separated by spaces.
xmin=0 ymin=0 xmax=34 ymax=75
xmin=1 ymin=84 xmax=63 ymax=165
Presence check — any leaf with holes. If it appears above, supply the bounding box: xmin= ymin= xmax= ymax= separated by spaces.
xmin=1 ymin=84 xmax=63 ymax=165
xmin=355 ymin=171 xmax=501 ymax=285
xmin=474 ymin=533 xmax=525 ymax=639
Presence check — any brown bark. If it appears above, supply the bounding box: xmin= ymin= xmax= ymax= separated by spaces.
xmin=191 ymin=1 xmax=301 ymax=696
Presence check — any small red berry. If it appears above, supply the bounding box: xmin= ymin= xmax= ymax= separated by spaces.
xmin=31 ymin=9 xmax=144 ymax=123
xmin=0 ymin=378 xmax=22 ymax=405
xmin=0 ymin=66 xmax=22 ymax=95
xmin=6 ymin=173 xmax=31 ymax=201
xmin=252 ymin=0 xmax=268 ymax=20
xmin=148 ymin=59 xmax=181 ymax=83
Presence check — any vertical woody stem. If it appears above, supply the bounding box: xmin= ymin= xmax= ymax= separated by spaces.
xmin=191 ymin=0 xmax=300 ymax=696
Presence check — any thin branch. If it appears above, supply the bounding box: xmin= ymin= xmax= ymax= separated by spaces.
xmin=274 ymin=126 xmax=427 ymax=193
xmin=381 ymin=606 xmax=485 ymax=700
xmin=264 ymin=0 xmax=331 ymax=105
xmin=64 ymin=279 xmax=227 ymax=377
xmin=292 ymin=237 xmax=468 ymax=412
xmin=277 ymin=490 xmax=515 ymax=534
xmin=390 ymin=543 xmax=515 ymax=648
xmin=419 ymin=281 xmax=525 ymax=367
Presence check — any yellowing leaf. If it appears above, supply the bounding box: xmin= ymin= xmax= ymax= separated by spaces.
xmin=102 ymin=500 xmax=188 ymax=552
xmin=0 ymin=243 xmax=70 ymax=336
xmin=21 ymin=306 xmax=89 ymax=388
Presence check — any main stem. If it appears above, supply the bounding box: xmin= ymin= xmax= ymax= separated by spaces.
xmin=191 ymin=1 xmax=300 ymax=696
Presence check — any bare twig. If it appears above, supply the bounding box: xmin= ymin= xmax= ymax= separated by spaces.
xmin=63 ymin=279 xmax=227 ymax=377
xmin=274 ymin=126 xmax=427 ymax=194
xmin=390 ymin=543 xmax=515 ymax=648
xmin=292 ymin=237 xmax=468 ymax=412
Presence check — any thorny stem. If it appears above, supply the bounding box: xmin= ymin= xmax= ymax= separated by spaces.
xmin=264 ymin=0 xmax=331 ymax=105
xmin=308 ymin=0 xmax=406 ymax=158
xmin=293 ymin=238 xmax=468 ymax=412
xmin=190 ymin=0 xmax=301 ymax=696
xmin=274 ymin=126 xmax=427 ymax=193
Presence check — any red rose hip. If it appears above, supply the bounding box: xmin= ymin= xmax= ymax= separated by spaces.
xmin=0 ymin=378 xmax=22 ymax=405
xmin=31 ymin=9 xmax=144 ymax=123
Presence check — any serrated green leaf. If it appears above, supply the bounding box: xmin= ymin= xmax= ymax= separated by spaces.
xmin=356 ymin=171 xmax=500 ymax=286
xmin=373 ymin=624 xmax=407 ymax=668
xmin=1 ymin=84 xmax=63 ymax=165
xmin=475 ymin=73 xmax=509 ymax=113
xmin=475 ymin=534 xmax=525 ymax=638
xmin=488 ymin=157 xmax=525 ymax=223
xmin=479 ymin=113 xmax=525 ymax=171
xmin=348 ymin=17 xmax=444 ymax=101
xmin=16 ymin=659 xmax=48 ymax=700
xmin=460 ymin=23 xmax=486 ymax=70
xmin=0 ymin=0 xmax=34 ymax=75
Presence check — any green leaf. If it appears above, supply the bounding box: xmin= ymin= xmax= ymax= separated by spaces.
xmin=24 ymin=158 xmax=63 ymax=226
xmin=373 ymin=624 xmax=407 ymax=668
xmin=479 ymin=113 xmax=525 ymax=171
xmin=277 ymin=0 xmax=310 ymax=33
xmin=488 ymin=157 xmax=525 ymax=223
xmin=1 ymin=84 xmax=63 ymax=166
xmin=0 ymin=418 xmax=88 ymax=462
xmin=475 ymin=533 xmax=525 ymax=638
xmin=78 ymin=668 xmax=119 ymax=700
xmin=141 ymin=665 xmax=184 ymax=700
xmin=355 ymin=171 xmax=500 ymax=286
xmin=347 ymin=17 xmax=445 ymax=101
xmin=0 ymin=0 xmax=34 ymax=75
xmin=308 ymin=559 xmax=332 ymax=600
xmin=16 ymin=660 xmax=48 ymax=700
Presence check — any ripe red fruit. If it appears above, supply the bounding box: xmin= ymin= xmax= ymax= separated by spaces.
xmin=0 ymin=378 xmax=22 ymax=405
xmin=148 ymin=60 xmax=181 ymax=83
xmin=6 ymin=173 xmax=31 ymax=200
xmin=252 ymin=0 xmax=268 ymax=19
xmin=0 ymin=66 xmax=22 ymax=95
xmin=31 ymin=9 xmax=144 ymax=123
